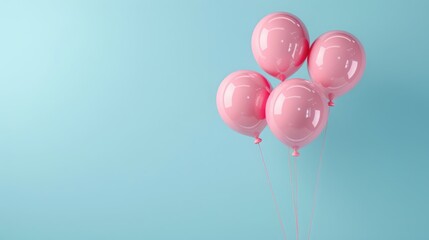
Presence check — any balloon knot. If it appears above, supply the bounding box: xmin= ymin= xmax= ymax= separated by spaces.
xmin=254 ymin=137 xmax=262 ymax=144
xmin=292 ymin=147 xmax=300 ymax=157
xmin=328 ymin=94 xmax=335 ymax=107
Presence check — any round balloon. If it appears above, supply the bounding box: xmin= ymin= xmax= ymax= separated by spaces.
xmin=308 ymin=31 xmax=366 ymax=106
xmin=266 ymin=79 xmax=329 ymax=156
xmin=216 ymin=70 xmax=272 ymax=144
xmin=252 ymin=12 xmax=310 ymax=81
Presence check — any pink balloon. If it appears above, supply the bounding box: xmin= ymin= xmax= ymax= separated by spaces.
xmin=266 ymin=79 xmax=329 ymax=156
xmin=308 ymin=31 xmax=366 ymax=106
xmin=252 ymin=12 xmax=310 ymax=81
xmin=216 ymin=70 xmax=272 ymax=143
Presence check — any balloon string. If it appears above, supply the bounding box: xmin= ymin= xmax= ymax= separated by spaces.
xmin=294 ymin=157 xmax=299 ymax=239
xmin=257 ymin=144 xmax=287 ymax=240
xmin=288 ymin=148 xmax=299 ymax=240
xmin=307 ymin=120 xmax=329 ymax=240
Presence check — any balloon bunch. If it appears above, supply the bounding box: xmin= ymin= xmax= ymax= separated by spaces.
xmin=217 ymin=12 xmax=365 ymax=156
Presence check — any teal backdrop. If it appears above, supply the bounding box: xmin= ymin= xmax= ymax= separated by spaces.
xmin=0 ymin=0 xmax=428 ymax=239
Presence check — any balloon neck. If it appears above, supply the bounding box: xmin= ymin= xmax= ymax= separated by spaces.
xmin=278 ymin=74 xmax=286 ymax=82
xmin=292 ymin=147 xmax=300 ymax=157
xmin=254 ymin=137 xmax=262 ymax=144
xmin=328 ymin=94 xmax=335 ymax=107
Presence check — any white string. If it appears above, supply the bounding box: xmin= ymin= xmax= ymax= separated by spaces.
xmin=294 ymin=156 xmax=299 ymax=240
xmin=288 ymin=148 xmax=299 ymax=240
xmin=307 ymin=122 xmax=329 ymax=240
xmin=257 ymin=143 xmax=287 ymax=240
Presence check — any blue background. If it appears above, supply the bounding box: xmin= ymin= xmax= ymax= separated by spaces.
xmin=0 ymin=0 xmax=428 ymax=239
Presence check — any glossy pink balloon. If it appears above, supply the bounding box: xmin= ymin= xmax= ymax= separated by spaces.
xmin=252 ymin=12 xmax=310 ymax=81
xmin=217 ymin=70 xmax=272 ymax=143
xmin=266 ymin=79 xmax=329 ymax=156
xmin=308 ymin=31 xmax=366 ymax=106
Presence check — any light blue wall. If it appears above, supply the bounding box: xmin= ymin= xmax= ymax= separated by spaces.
xmin=0 ymin=0 xmax=428 ymax=239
